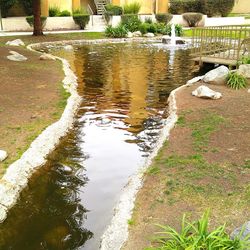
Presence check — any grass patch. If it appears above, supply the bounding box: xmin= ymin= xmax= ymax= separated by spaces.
xmin=0 ymin=32 xmax=105 ymax=46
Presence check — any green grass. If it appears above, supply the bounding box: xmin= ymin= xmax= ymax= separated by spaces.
xmin=0 ymin=32 xmax=105 ymax=46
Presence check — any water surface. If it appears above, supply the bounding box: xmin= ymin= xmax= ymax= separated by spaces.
xmin=0 ymin=43 xmax=196 ymax=250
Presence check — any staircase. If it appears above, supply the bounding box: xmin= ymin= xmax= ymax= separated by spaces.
xmin=94 ymin=0 xmax=108 ymax=15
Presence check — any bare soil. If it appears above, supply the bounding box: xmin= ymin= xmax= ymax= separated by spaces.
xmin=0 ymin=46 xmax=65 ymax=176
xmin=123 ymin=83 xmax=250 ymax=250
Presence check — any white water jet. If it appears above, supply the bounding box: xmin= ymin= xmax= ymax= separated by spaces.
xmin=170 ymin=23 xmax=176 ymax=45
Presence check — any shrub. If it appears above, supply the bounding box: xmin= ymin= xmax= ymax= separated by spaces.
xmin=155 ymin=22 xmax=169 ymax=35
xmin=147 ymin=211 xmax=250 ymax=249
xmin=139 ymin=23 xmax=157 ymax=34
xmin=123 ymin=1 xmax=141 ymax=14
xmin=121 ymin=14 xmax=141 ymax=32
xmin=104 ymin=4 xmax=123 ymax=24
xmin=105 ymin=3 xmax=123 ymax=15
xmin=238 ymin=56 xmax=250 ymax=65
xmin=169 ymin=0 xmax=202 ymax=14
xmin=182 ymin=12 xmax=203 ymax=27
xmin=0 ymin=0 xmax=16 ymax=17
xmin=49 ymin=6 xmax=60 ymax=17
xmin=57 ymin=10 xmax=71 ymax=17
xmin=174 ymin=24 xmax=183 ymax=36
xmin=227 ymin=72 xmax=248 ymax=90
xmin=144 ymin=17 xmax=153 ymax=24
xmin=217 ymin=0 xmax=235 ymax=17
xmin=73 ymin=14 xmax=90 ymax=29
xmin=19 ymin=0 xmax=33 ymax=15
xmin=26 ymin=16 xmax=47 ymax=28
xmin=105 ymin=24 xmax=128 ymax=38
xmin=155 ymin=13 xmax=173 ymax=24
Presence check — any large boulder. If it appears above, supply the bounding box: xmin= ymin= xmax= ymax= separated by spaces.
xmin=192 ymin=85 xmax=222 ymax=99
xmin=7 ymin=51 xmax=27 ymax=62
xmin=231 ymin=221 xmax=250 ymax=241
xmin=132 ymin=31 xmax=142 ymax=37
xmin=144 ymin=32 xmax=155 ymax=38
xmin=203 ymin=66 xmax=229 ymax=84
xmin=238 ymin=64 xmax=250 ymax=78
xmin=127 ymin=32 xmax=133 ymax=38
xmin=0 ymin=150 xmax=7 ymax=162
xmin=6 ymin=39 xmax=25 ymax=46
xmin=186 ymin=76 xmax=204 ymax=86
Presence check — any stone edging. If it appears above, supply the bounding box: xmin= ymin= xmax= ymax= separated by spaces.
xmin=0 ymin=43 xmax=81 ymax=222
xmin=100 ymin=84 xmax=187 ymax=250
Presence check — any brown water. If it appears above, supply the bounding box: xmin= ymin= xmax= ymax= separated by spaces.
xmin=0 ymin=43 xmax=196 ymax=250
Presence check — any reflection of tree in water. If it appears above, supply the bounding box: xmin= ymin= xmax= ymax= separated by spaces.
xmin=0 ymin=132 xmax=92 ymax=250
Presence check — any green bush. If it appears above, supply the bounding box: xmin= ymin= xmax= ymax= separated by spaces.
xmin=139 ymin=23 xmax=157 ymax=34
xmin=123 ymin=1 xmax=141 ymax=14
xmin=73 ymin=8 xmax=88 ymax=15
xmin=227 ymin=72 xmax=248 ymax=90
xmin=121 ymin=14 xmax=141 ymax=32
xmin=169 ymin=0 xmax=202 ymax=14
xmin=26 ymin=16 xmax=47 ymax=28
xmin=73 ymin=14 xmax=90 ymax=29
xmin=169 ymin=0 xmax=235 ymax=16
xmin=105 ymin=3 xmax=123 ymax=15
xmin=105 ymin=24 xmax=128 ymax=38
xmin=49 ymin=6 xmax=60 ymax=17
xmin=57 ymin=10 xmax=71 ymax=17
xmin=155 ymin=22 xmax=169 ymax=35
xmin=104 ymin=4 xmax=123 ymax=24
xmin=19 ymin=0 xmax=33 ymax=15
xmin=155 ymin=13 xmax=173 ymax=24
xmin=144 ymin=17 xmax=153 ymax=24
xmin=0 ymin=0 xmax=16 ymax=17
xmin=147 ymin=211 xmax=250 ymax=250
xmin=182 ymin=12 xmax=203 ymax=27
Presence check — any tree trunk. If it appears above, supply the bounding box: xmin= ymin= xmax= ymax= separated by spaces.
xmin=33 ymin=0 xmax=43 ymax=36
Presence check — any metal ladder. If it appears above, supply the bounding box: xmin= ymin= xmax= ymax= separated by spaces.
xmin=94 ymin=0 xmax=109 ymax=15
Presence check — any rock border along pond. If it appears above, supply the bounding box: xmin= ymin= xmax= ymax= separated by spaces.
xmin=0 ymin=38 xmax=190 ymax=249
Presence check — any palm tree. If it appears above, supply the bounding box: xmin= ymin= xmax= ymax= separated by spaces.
xmin=33 ymin=0 xmax=43 ymax=36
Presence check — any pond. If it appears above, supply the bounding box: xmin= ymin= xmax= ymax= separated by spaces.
xmin=0 ymin=42 xmax=196 ymax=250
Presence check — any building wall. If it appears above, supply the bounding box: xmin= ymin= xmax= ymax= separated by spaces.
xmin=48 ymin=0 xmax=72 ymax=12
xmin=232 ymin=0 xmax=250 ymax=13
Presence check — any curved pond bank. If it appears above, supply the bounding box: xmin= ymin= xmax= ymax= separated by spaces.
xmin=0 ymin=41 xmax=197 ymax=249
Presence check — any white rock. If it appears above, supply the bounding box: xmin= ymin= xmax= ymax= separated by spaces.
xmin=0 ymin=205 xmax=7 ymax=223
xmin=127 ymin=32 xmax=133 ymax=38
xmin=39 ymin=53 xmax=56 ymax=61
xmin=248 ymin=89 xmax=250 ymax=93
xmin=238 ymin=64 xmax=250 ymax=78
xmin=64 ymin=45 xmax=74 ymax=51
xmin=0 ymin=150 xmax=7 ymax=162
xmin=132 ymin=31 xmax=142 ymax=37
xmin=7 ymin=51 xmax=27 ymax=61
xmin=6 ymin=39 xmax=25 ymax=46
xmin=203 ymin=66 xmax=229 ymax=84
xmin=186 ymin=76 xmax=204 ymax=86
xmin=192 ymin=85 xmax=222 ymax=99
xmin=144 ymin=32 xmax=155 ymax=38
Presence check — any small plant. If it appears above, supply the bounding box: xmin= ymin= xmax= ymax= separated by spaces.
xmin=147 ymin=210 xmax=250 ymax=249
xmin=227 ymin=72 xmax=248 ymax=90
xmin=121 ymin=14 xmax=141 ymax=32
xmin=104 ymin=4 xmax=123 ymax=24
xmin=238 ymin=56 xmax=250 ymax=65
xmin=182 ymin=12 xmax=203 ymax=27
xmin=123 ymin=1 xmax=141 ymax=14
xmin=105 ymin=3 xmax=123 ymax=15
xmin=105 ymin=24 xmax=128 ymax=38
xmin=139 ymin=23 xmax=157 ymax=34
xmin=49 ymin=6 xmax=60 ymax=17
xmin=26 ymin=16 xmax=47 ymax=28
xmin=73 ymin=14 xmax=90 ymax=29
xmin=145 ymin=17 xmax=153 ymax=24
xmin=57 ymin=10 xmax=71 ymax=17
xmin=155 ymin=13 xmax=173 ymax=24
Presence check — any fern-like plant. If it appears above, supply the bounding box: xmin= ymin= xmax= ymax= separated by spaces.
xmin=146 ymin=210 xmax=250 ymax=250
xmin=227 ymin=72 xmax=247 ymax=90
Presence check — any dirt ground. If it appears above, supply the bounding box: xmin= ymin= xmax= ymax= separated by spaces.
xmin=123 ymin=83 xmax=250 ymax=250
xmin=0 ymin=46 xmax=65 ymax=176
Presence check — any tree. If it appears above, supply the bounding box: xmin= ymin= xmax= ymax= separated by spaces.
xmin=32 ymin=0 xmax=43 ymax=36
